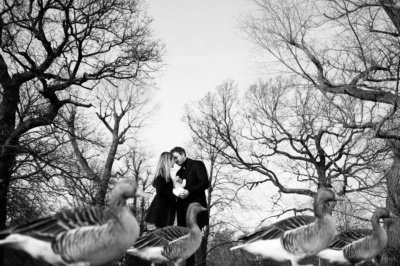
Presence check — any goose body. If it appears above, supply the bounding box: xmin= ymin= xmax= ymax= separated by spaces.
xmin=230 ymin=188 xmax=344 ymax=266
xmin=231 ymin=215 xmax=316 ymax=262
xmin=0 ymin=179 xmax=146 ymax=266
xmin=126 ymin=202 xmax=206 ymax=266
xmin=317 ymin=207 xmax=397 ymax=265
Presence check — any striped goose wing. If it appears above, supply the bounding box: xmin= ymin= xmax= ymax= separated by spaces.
xmin=238 ymin=215 xmax=315 ymax=243
xmin=0 ymin=206 xmax=109 ymax=241
xmin=329 ymin=229 xmax=373 ymax=250
xmin=133 ymin=226 xmax=190 ymax=249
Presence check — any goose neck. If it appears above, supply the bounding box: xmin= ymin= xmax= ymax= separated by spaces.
xmin=314 ymin=200 xmax=330 ymax=219
xmin=110 ymin=195 xmax=126 ymax=209
xmin=186 ymin=211 xmax=200 ymax=230
xmin=371 ymin=213 xmax=382 ymax=231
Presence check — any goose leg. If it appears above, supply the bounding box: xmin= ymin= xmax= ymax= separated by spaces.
xmin=290 ymin=259 xmax=299 ymax=266
xmin=290 ymin=259 xmax=313 ymax=266
xmin=151 ymin=263 xmax=168 ymax=266
xmin=174 ymin=258 xmax=185 ymax=266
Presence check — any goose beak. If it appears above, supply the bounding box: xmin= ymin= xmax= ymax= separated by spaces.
xmin=201 ymin=207 xmax=208 ymax=212
xmin=335 ymin=195 xmax=345 ymax=201
xmin=135 ymin=188 xmax=150 ymax=198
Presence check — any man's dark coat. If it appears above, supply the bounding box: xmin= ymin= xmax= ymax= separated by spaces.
xmin=176 ymin=158 xmax=209 ymax=229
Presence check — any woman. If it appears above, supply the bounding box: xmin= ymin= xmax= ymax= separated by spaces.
xmin=145 ymin=152 xmax=177 ymax=228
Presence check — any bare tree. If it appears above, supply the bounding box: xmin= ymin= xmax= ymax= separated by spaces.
xmin=240 ymin=0 xmax=400 ymax=264
xmin=124 ymin=144 xmax=153 ymax=266
xmin=186 ymin=80 xmax=378 ymax=263
xmin=0 ymin=0 xmax=163 ymax=263
xmin=125 ymin=144 xmax=153 ymax=233
xmin=185 ymin=79 xmax=388 ymax=225
xmin=66 ymin=81 xmax=155 ymax=207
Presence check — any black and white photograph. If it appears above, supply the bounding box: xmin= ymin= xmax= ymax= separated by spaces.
xmin=0 ymin=0 xmax=399 ymax=265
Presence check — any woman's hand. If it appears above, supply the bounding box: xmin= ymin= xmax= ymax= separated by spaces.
xmin=179 ymin=189 xmax=189 ymax=199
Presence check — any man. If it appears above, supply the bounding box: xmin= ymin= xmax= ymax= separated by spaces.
xmin=171 ymin=146 xmax=209 ymax=266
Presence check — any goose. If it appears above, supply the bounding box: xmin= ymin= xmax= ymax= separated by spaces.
xmin=0 ymin=179 xmax=147 ymax=266
xmin=230 ymin=187 xmax=344 ymax=266
xmin=126 ymin=202 xmax=207 ymax=266
xmin=317 ymin=207 xmax=398 ymax=265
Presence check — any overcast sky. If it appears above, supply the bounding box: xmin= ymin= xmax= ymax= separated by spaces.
xmin=138 ymin=1 xmax=319 ymax=226
xmin=143 ymin=0 xmax=259 ymax=157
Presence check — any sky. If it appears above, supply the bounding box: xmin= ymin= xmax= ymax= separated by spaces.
xmin=135 ymin=1 xmax=318 ymax=227
xmin=143 ymin=0 xmax=259 ymax=157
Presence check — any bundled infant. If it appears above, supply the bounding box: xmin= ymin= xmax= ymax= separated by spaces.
xmin=172 ymin=177 xmax=186 ymax=197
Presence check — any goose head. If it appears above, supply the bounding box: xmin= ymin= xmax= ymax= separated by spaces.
xmin=314 ymin=187 xmax=344 ymax=218
xmin=373 ymin=207 xmax=398 ymax=220
xmin=371 ymin=207 xmax=398 ymax=230
xmin=186 ymin=203 xmax=207 ymax=228
xmin=110 ymin=179 xmax=148 ymax=206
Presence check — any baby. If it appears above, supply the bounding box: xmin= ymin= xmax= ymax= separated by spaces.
xmin=172 ymin=177 xmax=186 ymax=197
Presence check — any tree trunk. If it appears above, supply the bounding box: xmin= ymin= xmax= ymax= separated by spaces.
xmin=0 ymin=81 xmax=19 ymax=266
xmin=0 ymin=150 xmax=16 ymax=266
xmin=379 ymin=0 xmax=400 ymax=35
xmin=381 ymin=141 xmax=400 ymax=266
xmin=0 ymin=172 xmax=10 ymax=265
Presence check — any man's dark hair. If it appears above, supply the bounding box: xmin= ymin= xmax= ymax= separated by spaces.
xmin=171 ymin=146 xmax=186 ymax=156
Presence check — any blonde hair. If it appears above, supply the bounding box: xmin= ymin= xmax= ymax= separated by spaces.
xmin=153 ymin=152 xmax=174 ymax=185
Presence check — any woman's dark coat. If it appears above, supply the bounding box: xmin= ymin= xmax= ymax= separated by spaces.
xmin=145 ymin=175 xmax=176 ymax=227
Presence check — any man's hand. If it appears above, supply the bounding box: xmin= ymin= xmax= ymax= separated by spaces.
xmin=179 ymin=189 xmax=189 ymax=199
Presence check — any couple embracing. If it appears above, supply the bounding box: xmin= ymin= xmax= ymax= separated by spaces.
xmin=145 ymin=146 xmax=209 ymax=266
